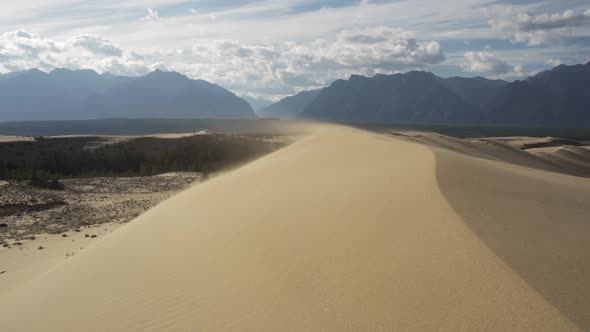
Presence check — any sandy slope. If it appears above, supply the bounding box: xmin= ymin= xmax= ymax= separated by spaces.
xmin=435 ymin=149 xmax=590 ymax=330
xmin=0 ymin=125 xmax=586 ymax=331
xmin=0 ymin=223 xmax=121 ymax=297
xmin=391 ymin=131 xmax=590 ymax=177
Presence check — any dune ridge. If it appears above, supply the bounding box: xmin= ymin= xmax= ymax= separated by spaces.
xmin=0 ymin=125 xmax=586 ymax=331
xmin=434 ymin=148 xmax=590 ymax=330
xmin=390 ymin=131 xmax=590 ymax=178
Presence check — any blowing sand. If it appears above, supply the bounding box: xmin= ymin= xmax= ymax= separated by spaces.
xmin=0 ymin=125 xmax=588 ymax=331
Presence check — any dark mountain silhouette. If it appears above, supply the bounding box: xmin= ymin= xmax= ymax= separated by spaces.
xmin=0 ymin=69 xmax=255 ymax=121
xmin=301 ymin=72 xmax=481 ymax=124
xmin=296 ymin=62 xmax=590 ymax=127
xmin=84 ymin=70 xmax=255 ymax=119
xmin=259 ymin=89 xmax=323 ymax=119
xmin=485 ymin=62 xmax=590 ymax=126
xmin=3 ymin=62 xmax=589 ymax=126
xmin=440 ymin=76 xmax=508 ymax=109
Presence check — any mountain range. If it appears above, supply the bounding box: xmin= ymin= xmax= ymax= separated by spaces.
xmin=1 ymin=62 xmax=589 ymax=126
xmin=262 ymin=61 xmax=590 ymax=127
xmin=0 ymin=69 xmax=256 ymax=121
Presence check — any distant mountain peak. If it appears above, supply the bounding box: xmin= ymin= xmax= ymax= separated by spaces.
xmin=100 ymin=71 xmax=117 ymax=79
xmin=406 ymin=70 xmax=432 ymax=76
xmin=301 ymin=70 xmax=480 ymax=124
xmin=146 ymin=69 xmax=188 ymax=80
xmin=49 ymin=68 xmax=101 ymax=78
xmin=23 ymin=68 xmax=46 ymax=76
xmin=50 ymin=68 xmax=72 ymax=74
xmin=0 ymin=67 xmax=255 ymax=121
xmin=258 ymin=88 xmax=323 ymax=119
xmin=349 ymin=74 xmax=366 ymax=80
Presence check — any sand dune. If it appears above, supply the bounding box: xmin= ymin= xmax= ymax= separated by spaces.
xmin=393 ymin=131 xmax=590 ymax=177
xmin=1 ymin=125 xmax=588 ymax=331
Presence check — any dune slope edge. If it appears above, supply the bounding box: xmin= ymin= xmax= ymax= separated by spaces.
xmin=435 ymin=148 xmax=590 ymax=330
xmin=0 ymin=126 xmax=578 ymax=331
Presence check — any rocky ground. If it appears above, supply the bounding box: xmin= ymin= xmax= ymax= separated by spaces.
xmin=0 ymin=172 xmax=202 ymax=247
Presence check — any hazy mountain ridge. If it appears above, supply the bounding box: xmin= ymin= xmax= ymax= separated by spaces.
xmin=2 ymin=62 xmax=590 ymax=126
xmin=485 ymin=62 xmax=590 ymax=126
xmin=0 ymin=69 xmax=256 ymax=121
xmin=292 ymin=62 xmax=590 ymax=126
xmin=84 ymin=70 xmax=256 ymax=119
xmin=258 ymin=89 xmax=323 ymax=119
xmin=241 ymin=96 xmax=273 ymax=112
xmin=439 ymin=76 xmax=508 ymax=109
xmin=301 ymin=72 xmax=482 ymax=124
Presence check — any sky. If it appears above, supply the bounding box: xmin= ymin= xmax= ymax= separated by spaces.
xmin=0 ymin=0 xmax=589 ymax=101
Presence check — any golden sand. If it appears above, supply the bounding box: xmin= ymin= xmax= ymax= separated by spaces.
xmin=0 ymin=125 xmax=587 ymax=331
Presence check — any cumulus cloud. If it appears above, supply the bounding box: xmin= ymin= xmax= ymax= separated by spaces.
xmin=462 ymin=51 xmax=533 ymax=80
xmin=0 ymin=30 xmax=150 ymax=75
xmin=140 ymin=8 xmax=160 ymax=21
xmin=462 ymin=51 xmax=511 ymax=74
xmin=0 ymin=27 xmax=444 ymax=99
xmin=0 ymin=30 xmax=62 ymax=60
xmin=179 ymin=27 xmax=445 ymax=97
xmin=326 ymin=27 xmax=445 ymax=69
xmin=488 ymin=7 xmax=590 ymax=46
xmin=511 ymin=64 xmax=534 ymax=79
xmin=71 ymin=35 xmax=123 ymax=56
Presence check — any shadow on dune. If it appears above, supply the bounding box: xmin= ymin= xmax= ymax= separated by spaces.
xmin=434 ymin=149 xmax=590 ymax=330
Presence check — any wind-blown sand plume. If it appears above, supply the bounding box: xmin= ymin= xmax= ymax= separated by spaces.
xmin=0 ymin=126 xmax=583 ymax=331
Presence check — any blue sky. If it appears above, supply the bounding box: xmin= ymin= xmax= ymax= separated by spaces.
xmin=0 ymin=0 xmax=589 ymax=100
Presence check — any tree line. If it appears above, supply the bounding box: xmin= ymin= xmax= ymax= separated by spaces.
xmin=0 ymin=135 xmax=280 ymax=185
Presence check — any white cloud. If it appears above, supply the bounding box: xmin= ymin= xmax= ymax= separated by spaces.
xmin=545 ymin=58 xmax=562 ymax=67
xmin=0 ymin=27 xmax=444 ymax=98
xmin=140 ymin=8 xmax=160 ymax=21
xmin=70 ymin=34 xmax=122 ymax=56
xmin=0 ymin=30 xmax=149 ymax=75
xmin=1 ymin=1 xmax=588 ymax=96
xmin=0 ymin=30 xmax=62 ymax=58
xmin=462 ymin=51 xmax=534 ymax=80
xmin=462 ymin=51 xmax=511 ymax=74
xmin=0 ymin=30 xmax=64 ymax=72
xmin=488 ymin=7 xmax=590 ymax=46
xmin=178 ymin=27 xmax=444 ymax=96
xmin=327 ymin=27 xmax=444 ymax=69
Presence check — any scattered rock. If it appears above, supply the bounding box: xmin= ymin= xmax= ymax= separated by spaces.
xmin=91 ymin=234 xmax=97 ymax=238
xmin=0 ymin=173 xmax=200 ymax=240
xmin=0 ymin=271 xmax=6 ymax=275
xmin=85 ymin=234 xmax=90 ymax=238
xmin=2 ymin=243 xmax=10 ymax=248
xmin=61 ymin=234 xmax=68 ymax=237
xmin=13 ymin=241 xmax=22 ymax=246
xmin=38 ymin=246 xmax=45 ymax=250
